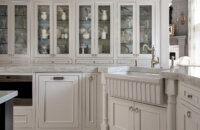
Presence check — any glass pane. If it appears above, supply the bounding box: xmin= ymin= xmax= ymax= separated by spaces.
xmin=56 ymin=6 xmax=69 ymax=54
xmin=98 ymin=6 xmax=110 ymax=54
xmin=15 ymin=5 xmax=27 ymax=54
xmin=79 ymin=6 xmax=91 ymax=54
xmin=140 ymin=5 xmax=152 ymax=54
xmin=120 ymin=6 xmax=133 ymax=54
xmin=38 ymin=5 xmax=50 ymax=54
xmin=0 ymin=5 xmax=8 ymax=54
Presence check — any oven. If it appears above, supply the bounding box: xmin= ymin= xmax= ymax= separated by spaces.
xmin=0 ymin=75 xmax=32 ymax=106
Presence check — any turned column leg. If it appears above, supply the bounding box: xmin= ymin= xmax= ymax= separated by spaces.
xmin=165 ymin=79 xmax=178 ymax=130
xmin=101 ymin=73 xmax=109 ymax=130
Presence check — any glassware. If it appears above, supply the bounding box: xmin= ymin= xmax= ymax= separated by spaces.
xmin=98 ymin=6 xmax=110 ymax=54
xmin=120 ymin=5 xmax=133 ymax=54
xmin=0 ymin=5 xmax=8 ymax=54
xmin=79 ymin=6 xmax=91 ymax=54
xmin=56 ymin=5 xmax=69 ymax=54
xmin=38 ymin=5 xmax=50 ymax=54
xmin=139 ymin=5 xmax=152 ymax=54
xmin=15 ymin=5 xmax=27 ymax=54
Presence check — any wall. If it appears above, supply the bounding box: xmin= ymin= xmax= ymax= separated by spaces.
xmin=171 ymin=0 xmax=188 ymax=36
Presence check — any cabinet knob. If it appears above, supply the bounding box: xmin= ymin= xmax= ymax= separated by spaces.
xmin=89 ymin=76 xmax=93 ymax=81
xmin=129 ymin=106 xmax=134 ymax=112
xmin=93 ymin=61 xmax=96 ymax=64
xmin=187 ymin=95 xmax=193 ymax=99
xmin=135 ymin=107 xmax=140 ymax=113
xmin=187 ymin=111 xmax=191 ymax=118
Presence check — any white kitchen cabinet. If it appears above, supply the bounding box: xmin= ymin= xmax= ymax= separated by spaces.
xmin=76 ymin=1 xmax=113 ymax=58
xmin=33 ymin=1 xmax=74 ymax=63
xmin=0 ymin=1 xmax=30 ymax=64
xmin=36 ymin=73 xmax=81 ymax=129
xmin=83 ymin=73 xmax=98 ymax=129
xmin=109 ymin=97 xmax=166 ymax=130
xmin=109 ymin=98 xmax=134 ymax=130
xmin=177 ymin=103 xmax=200 ymax=130
xmin=134 ymin=102 xmax=166 ymax=130
xmin=14 ymin=106 xmax=33 ymax=130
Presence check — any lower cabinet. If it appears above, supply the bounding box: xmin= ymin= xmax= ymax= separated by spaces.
xmin=36 ymin=73 xmax=81 ymax=129
xmin=109 ymin=97 xmax=166 ymax=130
xmin=177 ymin=103 xmax=200 ymax=130
xmin=14 ymin=107 xmax=33 ymax=130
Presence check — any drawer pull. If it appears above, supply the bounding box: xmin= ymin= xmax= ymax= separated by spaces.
xmin=187 ymin=111 xmax=191 ymax=118
xmin=53 ymin=77 xmax=64 ymax=80
xmin=187 ymin=95 xmax=193 ymax=99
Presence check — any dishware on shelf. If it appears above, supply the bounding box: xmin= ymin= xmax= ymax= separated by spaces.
xmin=61 ymin=12 xmax=66 ymax=21
xmin=101 ymin=10 xmax=108 ymax=21
xmin=41 ymin=12 xmax=47 ymax=20
xmin=81 ymin=44 xmax=87 ymax=54
xmin=41 ymin=28 xmax=49 ymax=39
xmin=64 ymin=33 xmax=68 ymax=39
xmin=82 ymin=30 xmax=90 ymax=39
xmin=101 ymin=29 xmax=107 ymax=39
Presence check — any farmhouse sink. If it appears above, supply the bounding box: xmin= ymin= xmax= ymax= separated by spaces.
xmin=105 ymin=71 xmax=165 ymax=105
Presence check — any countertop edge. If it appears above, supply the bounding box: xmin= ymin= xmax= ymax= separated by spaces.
xmin=0 ymin=91 xmax=18 ymax=104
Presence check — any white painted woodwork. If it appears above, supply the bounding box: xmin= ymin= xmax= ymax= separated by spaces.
xmin=134 ymin=102 xmax=166 ymax=130
xmin=37 ymin=73 xmax=80 ymax=129
xmin=177 ymin=103 xmax=200 ymax=130
xmin=14 ymin=107 xmax=33 ymax=129
xmin=106 ymin=75 xmax=164 ymax=105
xmin=83 ymin=73 xmax=97 ymax=128
xmin=109 ymin=97 xmax=166 ymax=130
xmin=109 ymin=97 xmax=134 ymax=130
xmin=0 ymin=0 xmax=167 ymax=66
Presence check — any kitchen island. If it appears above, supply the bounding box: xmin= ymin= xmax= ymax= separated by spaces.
xmin=0 ymin=91 xmax=18 ymax=130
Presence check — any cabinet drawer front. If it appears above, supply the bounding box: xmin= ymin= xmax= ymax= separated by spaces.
xmin=76 ymin=59 xmax=113 ymax=64
xmin=180 ymin=82 xmax=200 ymax=109
xmin=14 ymin=108 xmax=32 ymax=129
xmin=38 ymin=74 xmax=80 ymax=129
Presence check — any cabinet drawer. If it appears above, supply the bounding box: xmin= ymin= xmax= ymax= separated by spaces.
xmin=180 ymin=82 xmax=200 ymax=109
xmin=117 ymin=59 xmax=133 ymax=64
xmin=14 ymin=107 xmax=33 ymax=129
xmin=76 ymin=59 xmax=113 ymax=64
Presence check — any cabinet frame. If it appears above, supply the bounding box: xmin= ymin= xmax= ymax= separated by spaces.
xmin=11 ymin=1 xmax=31 ymax=58
xmin=76 ymin=2 xmax=95 ymax=58
xmin=117 ymin=2 xmax=136 ymax=58
xmin=94 ymin=2 xmax=114 ymax=58
xmin=33 ymin=1 xmax=53 ymax=57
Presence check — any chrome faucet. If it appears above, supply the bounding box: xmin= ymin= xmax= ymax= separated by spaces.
xmin=151 ymin=46 xmax=159 ymax=68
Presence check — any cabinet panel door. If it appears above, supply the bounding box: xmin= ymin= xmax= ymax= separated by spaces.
xmin=135 ymin=102 xmax=166 ymax=130
xmin=34 ymin=2 xmax=53 ymax=57
xmin=76 ymin=2 xmax=94 ymax=57
xmin=137 ymin=2 xmax=155 ymax=58
xmin=95 ymin=3 xmax=113 ymax=57
xmin=0 ymin=3 xmax=10 ymax=56
xmin=118 ymin=3 xmax=136 ymax=58
xmin=12 ymin=2 xmax=30 ymax=58
xmin=109 ymin=98 xmax=134 ymax=130
xmin=54 ymin=3 xmax=71 ymax=57
xmin=38 ymin=74 xmax=80 ymax=129
xmin=178 ymin=104 xmax=200 ymax=130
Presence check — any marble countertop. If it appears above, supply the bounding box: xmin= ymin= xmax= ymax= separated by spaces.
xmin=161 ymin=66 xmax=200 ymax=87
xmin=0 ymin=91 xmax=18 ymax=104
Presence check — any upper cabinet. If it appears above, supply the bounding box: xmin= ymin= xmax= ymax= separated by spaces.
xmin=33 ymin=1 xmax=73 ymax=58
xmin=76 ymin=2 xmax=113 ymax=58
xmin=0 ymin=1 xmax=30 ymax=64
xmin=118 ymin=1 xmax=156 ymax=58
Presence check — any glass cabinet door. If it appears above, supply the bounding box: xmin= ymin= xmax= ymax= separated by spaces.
xmin=139 ymin=5 xmax=152 ymax=54
xmin=0 ymin=5 xmax=8 ymax=54
xmin=55 ymin=5 xmax=69 ymax=55
xmin=79 ymin=5 xmax=92 ymax=55
xmin=37 ymin=5 xmax=51 ymax=55
xmin=97 ymin=5 xmax=112 ymax=56
xmin=119 ymin=5 xmax=134 ymax=56
xmin=14 ymin=5 xmax=28 ymax=55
